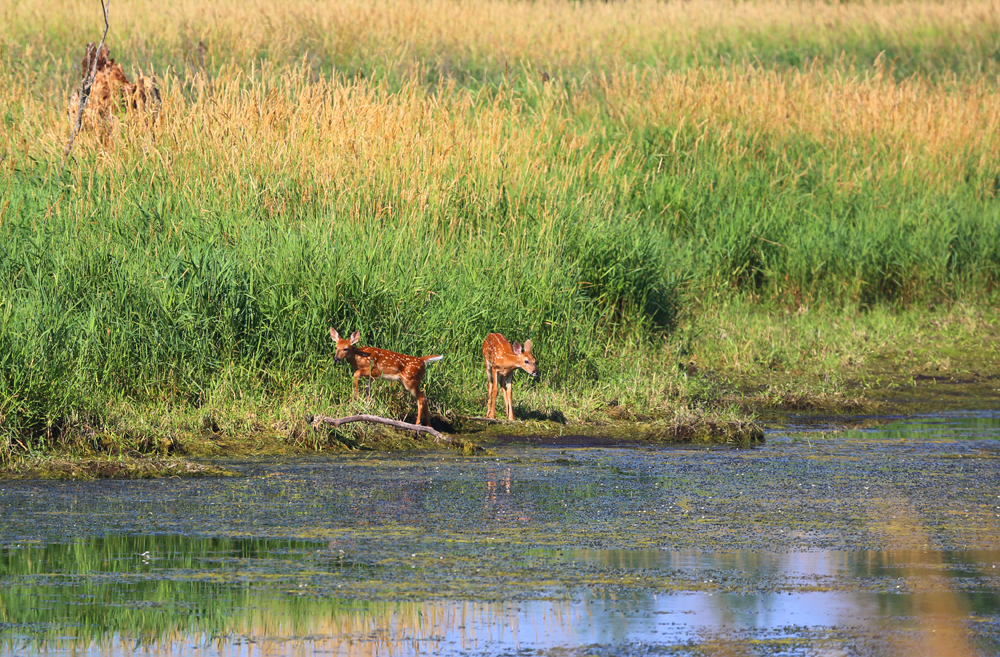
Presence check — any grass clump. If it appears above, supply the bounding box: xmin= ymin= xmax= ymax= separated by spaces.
xmin=2 ymin=1 xmax=1000 ymax=460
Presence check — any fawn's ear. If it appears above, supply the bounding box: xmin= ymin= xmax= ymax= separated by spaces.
xmin=350 ymin=330 xmax=361 ymax=344
xmin=512 ymin=341 xmax=523 ymax=355
xmin=330 ymin=328 xmax=340 ymax=341
xmin=524 ymin=339 xmax=533 ymax=353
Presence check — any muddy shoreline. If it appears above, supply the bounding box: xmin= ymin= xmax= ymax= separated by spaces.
xmin=4 ymin=376 xmax=999 ymax=481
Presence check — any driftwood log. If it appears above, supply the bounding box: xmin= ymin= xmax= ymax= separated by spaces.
xmin=308 ymin=414 xmax=452 ymax=442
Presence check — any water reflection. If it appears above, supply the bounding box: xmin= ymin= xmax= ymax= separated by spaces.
xmin=483 ymin=465 xmax=531 ymax=525
xmin=781 ymin=409 xmax=1000 ymax=439
xmin=2 ymin=537 xmax=997 ymax=656
xmin=1 ymin=410 xmax=998 ymax=655
xmin=536 ymin=546 xmax=1000 ymax=581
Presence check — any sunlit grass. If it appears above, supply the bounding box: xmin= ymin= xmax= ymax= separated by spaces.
xmin=6 ymin=0 xmax=1000 ymax=90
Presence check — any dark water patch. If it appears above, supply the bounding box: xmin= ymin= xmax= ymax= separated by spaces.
xmin=874 ymin=378 xmax=1000 ymax=411
xmin=840 ymin=410 xmax=1000 ymax=441
xmin=763 ymin=412 xmax=909 ymax=434
xmin=530 ymin=547 xmax=1000 ymax=597
xmin=769 ymin=408 xmax=1000 ymax=439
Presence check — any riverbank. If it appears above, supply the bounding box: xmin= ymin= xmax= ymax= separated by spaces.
xmin=2 ymin=301 xmax=997 ymax=478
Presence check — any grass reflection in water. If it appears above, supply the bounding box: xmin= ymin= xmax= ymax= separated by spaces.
xmin=1 ymin=535 xmax=530 ymax=655
xmin=3 ymin=535 xmax=999 ymax=656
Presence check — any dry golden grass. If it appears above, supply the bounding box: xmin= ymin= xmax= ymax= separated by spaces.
xmin=12 ymin=64 xmax=994 ymax=218
xmin=603 ymin=61 xmax=1000 ymax=193
xmin=4 ymin=0 xmax=999 ymax=206
xmin=6 ymin=66 xmax=628 ymax=239
xmin=5 ymin=0 xmax=1000 ymax=84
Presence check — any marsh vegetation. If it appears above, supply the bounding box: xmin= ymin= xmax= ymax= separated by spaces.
xmin=1 ymin=0 xmax=999 ymax=458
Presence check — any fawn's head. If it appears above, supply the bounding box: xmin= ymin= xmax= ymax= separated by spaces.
xmin=329 ymin=328 xmax=360 ymax=362
xmin=512 ymin=339 xmax=539 ymax=378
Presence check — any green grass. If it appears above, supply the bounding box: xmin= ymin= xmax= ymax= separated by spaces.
xmin=2 ymin=1 xmax=1000 ymax=458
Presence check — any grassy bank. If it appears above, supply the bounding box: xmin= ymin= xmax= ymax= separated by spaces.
xmin=2 ymin=0 xmax=1000 ymax=460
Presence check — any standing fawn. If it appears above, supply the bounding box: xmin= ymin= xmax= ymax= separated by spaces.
xmin=329 ymin=328 xmax=443 ymax=426
xmin=483 ymin=333 xmax=539 ymax=421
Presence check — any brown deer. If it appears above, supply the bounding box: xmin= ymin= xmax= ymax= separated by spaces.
xmin=329 ymin=328 xmax=442 ymax=426
xmin=482 ymin=333 xmax=539 ymax=421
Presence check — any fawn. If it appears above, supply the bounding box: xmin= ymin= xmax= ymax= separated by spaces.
xmin=329 ymin=328 xmax=443 ymax=426
xmin=482 ymin=333 xmax=539 ymax=421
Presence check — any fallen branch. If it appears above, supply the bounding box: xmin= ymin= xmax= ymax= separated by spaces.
xmin=308 ymin=414 xmax=452 ymax=442
xmin=66 ymin=0 xmax=110 ymax=155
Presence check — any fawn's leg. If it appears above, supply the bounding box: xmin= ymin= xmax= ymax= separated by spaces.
xmin=485 ymin=364 xmax=497 ymax=419
xmin=502 ymin=373 xmax=515 ymax=421
xmin=416 ymin=390 xmax=429 ymax=426
xmin=401 ymin=377 xmax=428 ymax=426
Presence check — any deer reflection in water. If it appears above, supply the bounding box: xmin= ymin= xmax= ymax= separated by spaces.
xmin=348 ymin=480 xmax=422 ymax=527
xmin=483 ymin=466 xmax=531 ymax=525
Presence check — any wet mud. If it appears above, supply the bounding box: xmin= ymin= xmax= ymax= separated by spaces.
xmin=1 ymin=409 xmax=999 ymax=655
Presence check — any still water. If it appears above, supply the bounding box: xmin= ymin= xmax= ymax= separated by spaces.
xmin=2 ymin=411 xmax=999 ymax=656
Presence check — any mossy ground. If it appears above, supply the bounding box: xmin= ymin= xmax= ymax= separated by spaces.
xmin=0 ymin=456 xmax=239 ymax=480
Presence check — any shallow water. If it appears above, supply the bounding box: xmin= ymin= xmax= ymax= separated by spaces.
xmin=2 ymin=410 xmax=999 ymax=656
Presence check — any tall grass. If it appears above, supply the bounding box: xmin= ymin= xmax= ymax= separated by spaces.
xmin=616 ymin=63 xmax=1000 ymax=303
xmin=5 ymin=0 xmax=1000 ymax=90
xmin=1 ymin=0 xmax=1000 ymax=453
xmin=1 ymin=69 xmax=681 ymax=447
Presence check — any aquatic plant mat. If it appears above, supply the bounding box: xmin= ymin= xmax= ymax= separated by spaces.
xmin=1 ymin=411 xmax=998 ymax=656
xmin=0 ymin=456 xmax=237 ymax=480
